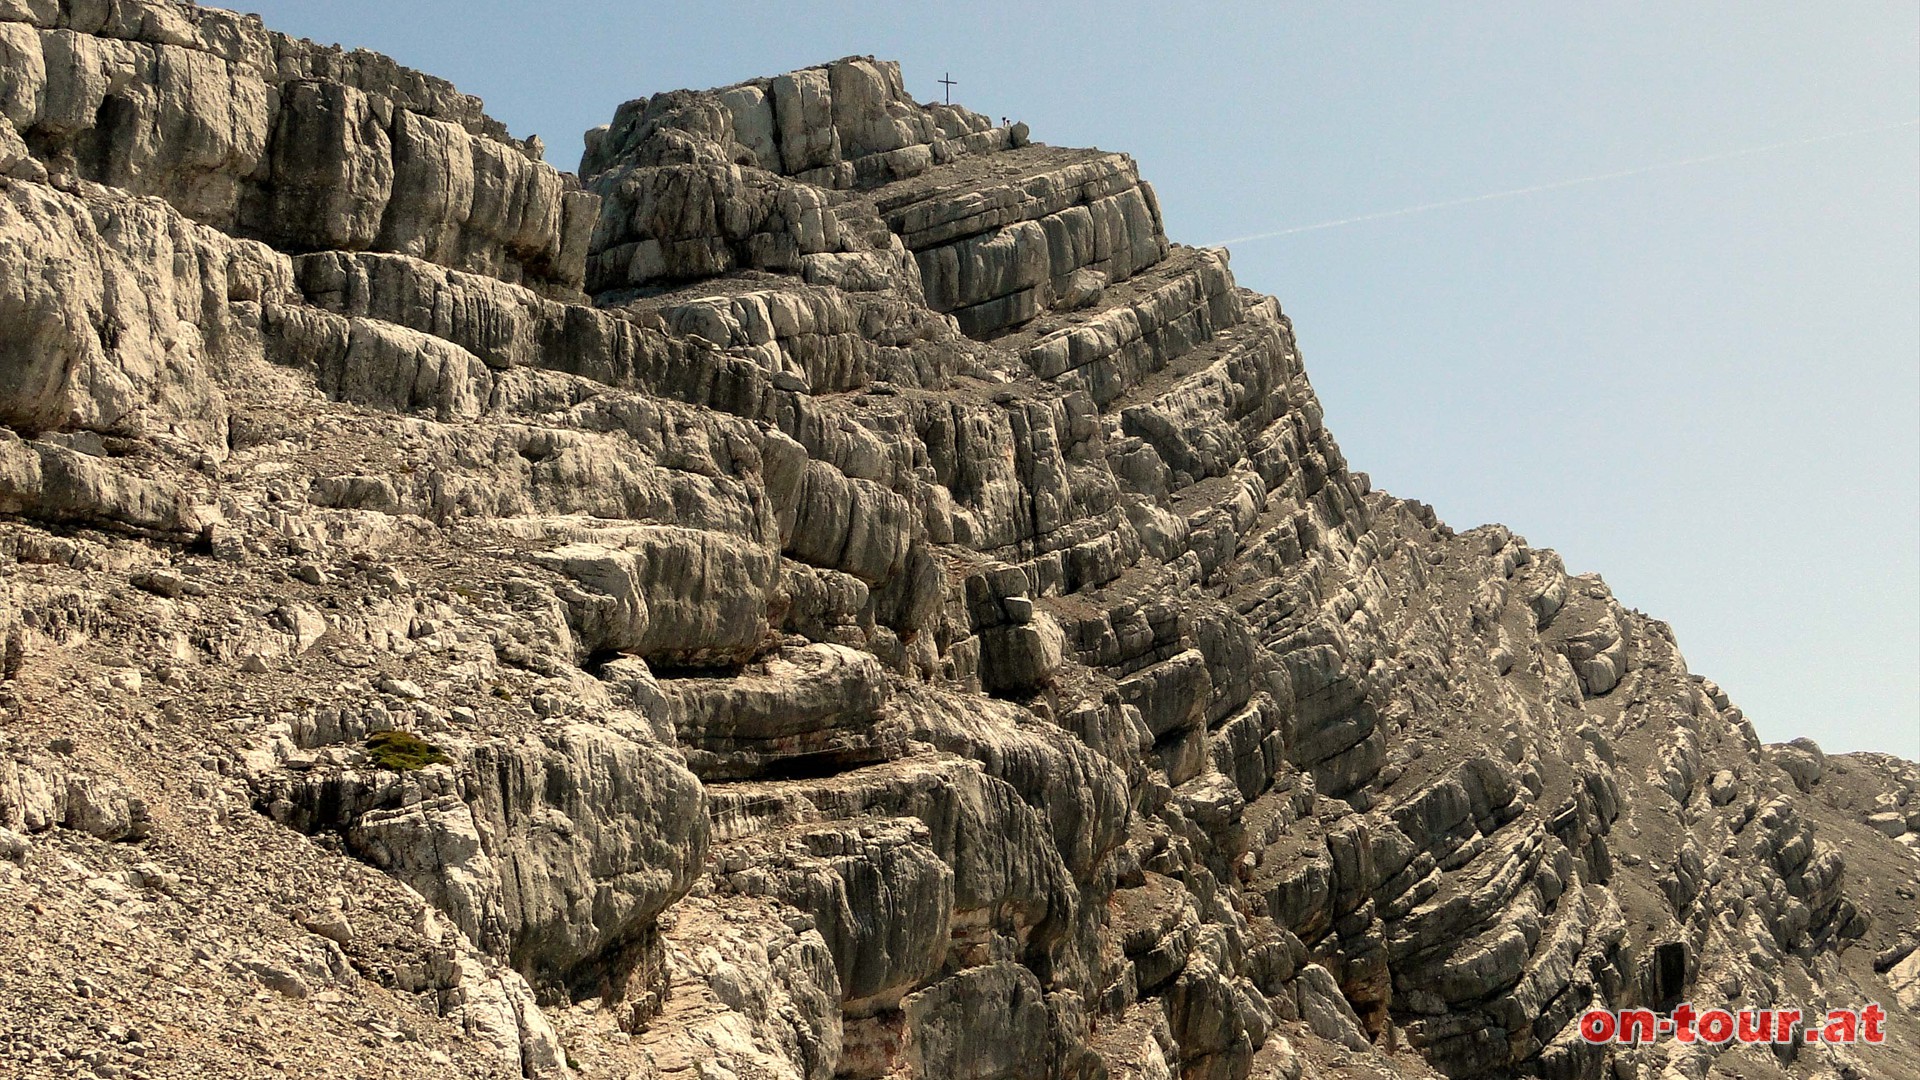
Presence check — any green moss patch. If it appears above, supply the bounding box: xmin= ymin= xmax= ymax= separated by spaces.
xmin=365 ymin=730 xmax=450 ymax=771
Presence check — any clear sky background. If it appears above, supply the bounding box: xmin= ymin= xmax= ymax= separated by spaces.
xmin=241 ymin=2 xmax=1920 ymax=757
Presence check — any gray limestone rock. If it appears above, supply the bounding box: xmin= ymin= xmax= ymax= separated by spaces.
xmin=1770 ymin=737 xmax=1827 ymax=792
xmin=715 ymin=816 xmax=954 ymax=1011
xmin=901 ymin=963 xmax=1051 ymax=1080
xmin=257 ymin=717 xmax=707 ymax=995
xmin=3 ymin=10 xmax=1917 ymax=1080
xmin=529 ymin=530 xmax=780 ymax=666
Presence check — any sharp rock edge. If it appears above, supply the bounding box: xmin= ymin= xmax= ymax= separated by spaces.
xmin=0 ymin=3 xmax=1916 ymax=1079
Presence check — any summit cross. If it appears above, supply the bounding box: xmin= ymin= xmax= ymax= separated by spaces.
xmin=938 ymin=72 xmax=956 ymax=105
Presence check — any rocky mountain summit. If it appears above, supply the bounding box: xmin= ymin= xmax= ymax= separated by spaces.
xmin=1 ymin=3 xmax=1916 ymax=1078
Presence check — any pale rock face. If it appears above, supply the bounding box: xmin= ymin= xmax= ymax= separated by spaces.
xmin=0 ymin=1 xmax=593 ymax=289
xmin=642 ymin=895 xmax=844 ymax=1080
xmin=258 ymin=716 xmax=708 ymax=995
xmin=1892 ymin=949 xmax=1920 ymax=1014
xmin=2 ymin=6 xmax=1917 ymax=1080
xmin=529 ymin=529 xmax=781 ymax=665
xmin=1771 ymin=736 xmax=1827 ymax=792
xmin=716 ymin=83 xmax=779 ymax=170
xmin=350 ymin=789 xmax=507 ymax=956
xmin=469 ymin=722 xmax=710 ymax=979
xmin=418 ymin=908 xmax=572 ymax=1078
xmin=0 ymin=752 xmax=150 ymax=841
xmin=773 ymin=68 xmax=841 ymax=175
xmin=888 ymin=151 xmax=1169 ymax=337
xmin=0 ymin=432 xmax=214 ymax=536
xmin=277 ymin=313 xmax=494 ymax=423
xmin=979 ymin=612 xmax=1067 ymax=696
xmin=715 ymin=816 xmax=955 ymax=1010
xmin=0 ymin=176 xmax=288 ymax=447
xmin=579 ymin=55 xmax=1030 ymax=299
xmin=901 ymin=962 xmax=1051 ymax=1080
xmin=653 ymin=642 xmax=892 ymax=778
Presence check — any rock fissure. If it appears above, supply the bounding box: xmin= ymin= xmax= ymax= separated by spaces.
xmin=0 ymin=6 xmax=1916 ymax=1080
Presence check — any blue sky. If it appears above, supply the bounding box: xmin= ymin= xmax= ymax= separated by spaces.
xmin=242 ymin=1 xmax=1920 ymax=756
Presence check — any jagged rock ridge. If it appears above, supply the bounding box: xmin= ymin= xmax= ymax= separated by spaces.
xmin=1 ymin=4 xmax=1917 ymax=1079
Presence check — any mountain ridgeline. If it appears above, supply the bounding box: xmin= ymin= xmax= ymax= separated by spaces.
xmin=0 ymin=3 xmax=1916 ymax=1079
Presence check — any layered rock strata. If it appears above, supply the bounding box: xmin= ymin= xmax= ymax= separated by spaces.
xmin=1 ymin=6 xmax=1916 ymax=1080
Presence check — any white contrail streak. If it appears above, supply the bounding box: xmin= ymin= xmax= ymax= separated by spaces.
xmin=1210 ymin=118 xmax=1920 ymax=247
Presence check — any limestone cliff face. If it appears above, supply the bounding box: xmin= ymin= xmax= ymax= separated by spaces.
xmin=0 ymin=5 xmax=1916 ymax=1080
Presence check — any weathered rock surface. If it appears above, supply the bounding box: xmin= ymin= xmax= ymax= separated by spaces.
xmin=1 ymin=5 xmax=1916 ymax=1080
xmin=0 ymin=0 xmax=594 ymax=288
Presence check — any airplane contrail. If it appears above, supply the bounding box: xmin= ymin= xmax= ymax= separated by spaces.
xmin=1210 ymin=118 xmax=1920 ymax=247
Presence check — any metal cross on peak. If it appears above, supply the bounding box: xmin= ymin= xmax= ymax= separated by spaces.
xmin=938 ymin=72 xmax=956 ymax=105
